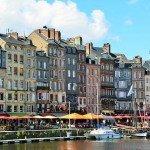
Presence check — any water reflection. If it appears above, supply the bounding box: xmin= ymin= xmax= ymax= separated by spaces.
xmin=0 ymin=139 xmax=150 ymax=150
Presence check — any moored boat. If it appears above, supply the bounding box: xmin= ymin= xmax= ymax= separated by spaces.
xmin=85 ymin=127 xmax=122 ymax=140
xmin=131 ymin=130 xmax=147 ymax=138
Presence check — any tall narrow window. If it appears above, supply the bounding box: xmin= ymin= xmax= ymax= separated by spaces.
xmin=20 ymin=68 xmax=23 ymax=76
xmin=20 ymin=55 xmax=23 ymax=64
xmin=14 ymin=54 xmax=17 ymax=63
xmin=14 ymin=67 xmax=18 ymax=75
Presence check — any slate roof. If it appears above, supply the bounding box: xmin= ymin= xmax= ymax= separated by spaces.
xmin=143 ymin=60 xmax=150 ymax=71
xmin=0 ymin=33 xmax=24 ymax=45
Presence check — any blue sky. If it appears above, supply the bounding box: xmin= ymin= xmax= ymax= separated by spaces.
xmin=50 ymin=0 xmax=150 ymax=60
xmin=0 ymin=0 xmax=150 ymax=60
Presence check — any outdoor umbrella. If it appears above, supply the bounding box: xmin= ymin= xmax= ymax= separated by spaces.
xmin=59 ymin=113 xmax=84 ymax=119
xmin=33 ymin=115 xmax=44 ymax=119
xmin=7 ymin=116 xmax=21 ymax=119
xmin=43 ymin=115 xmax=57 ymax=119
xmin=83 ymin=113 xmax=100 ymax=120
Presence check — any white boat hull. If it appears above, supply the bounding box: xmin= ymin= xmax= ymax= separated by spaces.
xmin=132 ymin=132 xmax=147 ymax=138
xmin=86 ymin=128 xmax=122 ymax=140
xmin=95 ymin=133 xmax=121 ymax=140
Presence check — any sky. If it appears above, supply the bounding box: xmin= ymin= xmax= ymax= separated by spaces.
xmin=0 ymin=0 xmax=150 ymax=60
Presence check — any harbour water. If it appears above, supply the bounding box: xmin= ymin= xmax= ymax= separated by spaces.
xmin=0 ymin=139 xmax=150 ymax=150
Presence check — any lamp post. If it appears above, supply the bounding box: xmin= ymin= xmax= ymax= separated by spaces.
xmin=69 ymin=100 xmax=71 ymax=129
xmin=96 ymin=83 xmax=99 ymax=126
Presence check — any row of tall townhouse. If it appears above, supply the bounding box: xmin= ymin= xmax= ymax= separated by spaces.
xmin=0 ymin=33 xmax=37 ymax=113
xmin=0 ymin=26 xmax=149 ymax=116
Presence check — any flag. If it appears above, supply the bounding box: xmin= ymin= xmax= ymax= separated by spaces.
xmin=127 ymin=85 xmax=134 ymax=96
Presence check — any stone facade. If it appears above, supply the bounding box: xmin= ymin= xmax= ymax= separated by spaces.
xmin=86 ymin=57 xmax=101 ymax=114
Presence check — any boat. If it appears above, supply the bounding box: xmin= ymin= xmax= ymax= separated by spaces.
xmin=85 ymin=127 xmax=122 ymax=140
xmin=131 ymin=129 xmax=147 ymax=138
xmin=84 ymin=129 xmax=97 ymax=139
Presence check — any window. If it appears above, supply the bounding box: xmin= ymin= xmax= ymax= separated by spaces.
xmin=20 ymin=93 xmax=23 ymax=101
xmin=110 ymin=76 xmax=113 ymax=83
xmin=20 ymin=80 xmax=23 ymax=89
xmin=68 ymin=83 xmax=71 ymax=90
xmin=8 ymin=93 xmax=12 ymax=100
xmin=73 ymin=70 xmax=75 ymax=78
xmin=43 ymin=62 xmax=47 ymax=69
xmin=14 ymin=67 xmax=18 ymax=75
xmin=68 ymin=70 xmax=70 ymax=77
xmin=73 ymin=83 xmax=77 ymax=90
xmin=20 ymin=106 xmax=23 ymax=112
xmin=44 ymin=71 xmax=47 ymax=79
xmin=38 ymin=61 xmax=42 ymax=69
xmin=101 ymin=63 xmax=104 ymax=70
xmin=38 ymin=71 xmax=42 ymax=78
xmin=27 ymin=105 xmax=31 ymax=112
xmin=27 ymin=70 xmax=30 ymax=78
xmin=87 ymin=68 xmax=89 ymax=75
xmin=14 ymin=54 xmax=18 ymax=63
xmin=139 ymin=72 xmax=143 ymax=78
xmin=53 ymin=49 xmax=57 ymax=55
xmin=101 ymin=76 xmax=104 ymax=83
xmin=110 ymin=64 xmax=113 ymax=71
xmin=49 ymin=48 xmax=52 ymax=55
xmin=7 ymin=105 xmax=12 ymax=112
xmin=115 ymin=71 xmax=120 ymax=77
xmin=14 ymin=80 xmax=18 ymax=89
xmin=20 ymin=68 xmax=23 ymax=76
xmin=0 ymin=93 xmax=4 ymax=100
xmin=106 ymin=64 xmax=109 ymax=71
xmin=0 ymin=78 xmax=4 ymax=88
xmin=134 ymin=72 xmax=137 ymax=78
xmin=8 ymin=80 xmax=12 ymax=89
xmin=119 ymin=91 xmax=126 ymax=98
xmin=119 ymin=81 xmax=126 ymax=88
xmin=94 ymin=70 xmax=98 ymax=76
xmin=68 ymin=58 xmax=71 ymax=65
xmin=20 ymin=55 xmax=23 ymax=64
xmin=7 ymin=67 xmax=12 ymax=75
xmin=139 ymin=82 xmax=143 ymax=89
xmin=8 ymin=54 xmax=12 ymax=61
xmin=27 ymin=50 xmax=30 ymax=56
xmin=14 ymin=93 xmax=18 ymax=100
xmin=72 ymin=58 xmax=75 ymax=65
xmin=106 ymin=76 xmax=109 ymax=83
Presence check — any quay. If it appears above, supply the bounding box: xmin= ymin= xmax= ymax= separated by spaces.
xmin=0 ymin=136 xmax=86 ymax=145
xmin=0 ymin=128 xmax=87 ymax=145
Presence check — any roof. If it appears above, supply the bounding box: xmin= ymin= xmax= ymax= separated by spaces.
xmin=143 ymin=60 xmax=150 ymax=71
xmin=0 ymin=33 xmax=24 ymax=45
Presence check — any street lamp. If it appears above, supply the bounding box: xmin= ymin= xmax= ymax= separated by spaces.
xmin=96 ymin=83 xmax=99 ymax=126
xmin=68 ymin=100 xmax=71 ymax=129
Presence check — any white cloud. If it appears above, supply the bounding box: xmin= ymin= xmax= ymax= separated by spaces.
xmin=110 ymin=35 xmax=121 ymax=42
xmin=125 ymin=19 xmax=133 ymax=25
xmin=129 ymin=0 xmax=138 ymax=4
xmin=0 ymin=0 xmax=109 ymax=43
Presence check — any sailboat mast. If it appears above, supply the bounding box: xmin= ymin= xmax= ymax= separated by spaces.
xmin=133 ymin=89 xmax=137 ymax=128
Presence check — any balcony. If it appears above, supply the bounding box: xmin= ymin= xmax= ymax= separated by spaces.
xmin=37 ymin=86 xmax=49 ymax=90
xmin=101 ymin=94 xmax=116 ymax=99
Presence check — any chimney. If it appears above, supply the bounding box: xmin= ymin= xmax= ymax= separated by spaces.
xmin=86 ymin=43 xmax=93 ymax=56
xmin=55 ymin=31 xmax=61 ymax=41
xmin=10 ymin=32 xmax=18 ymax=39
xmin=75 ymin=36 xmax=82 ymax=45
xmin=103 ymin=43 xmax=111 ymax=54
xmin=40 ymin=28 xmax=50 ymax=38
xmin=50 ymin=28 xmax=55 ymax=39
xmin=134 ymin=56 xmax=142 ymax=63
